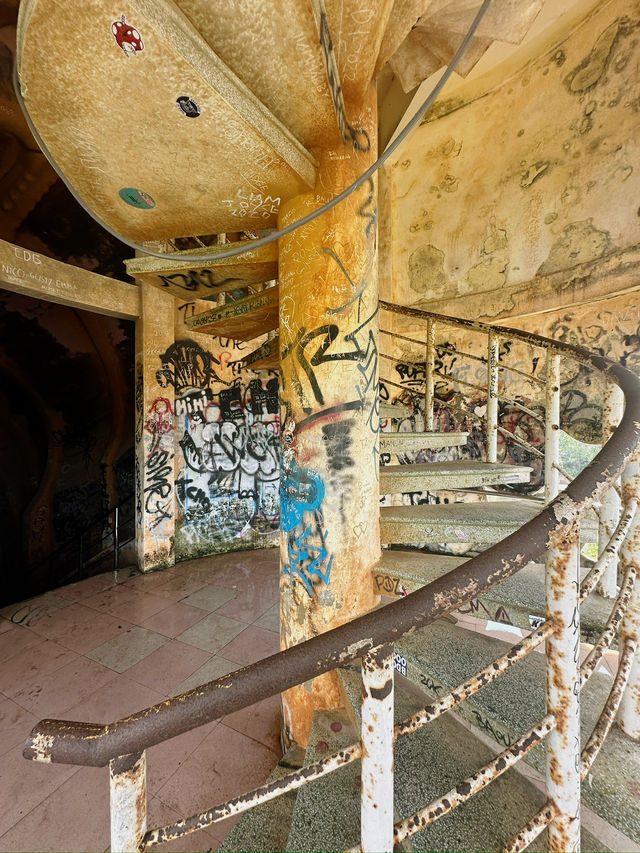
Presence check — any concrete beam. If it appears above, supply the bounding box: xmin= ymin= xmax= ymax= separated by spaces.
xmin=0 ymin=238 xmax=140 ymax=319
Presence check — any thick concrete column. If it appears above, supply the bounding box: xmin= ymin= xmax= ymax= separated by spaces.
xmin=278 ymin=87 xmax=381 ymax=745
xmin=135 ymin=281 xmax=176 ymax=571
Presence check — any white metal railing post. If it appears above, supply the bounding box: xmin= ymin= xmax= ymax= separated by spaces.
xmin=598 ymin=383 xmax=624 ymax=597
xmin=486 ymin=331 xmax=499 ymax=463
xmin=545 ymin=528 xmax=581 ymax=853
xmin=361 ymin=644 xmax=394 ymax=853
xmin=110 ymin=751 xmax=147 ymax=853
xmin=544 ymin=354 xmax=561 ymax=502
xmin=618 ymin=452 xmax=640 ymax=739
xmin=424 ymin=318 xmax=436 ymax=431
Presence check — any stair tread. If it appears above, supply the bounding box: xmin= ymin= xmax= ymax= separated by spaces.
xmin=380 ymin=460 xmax=532 ymax=492
xmin=379 ymin=401 xmax=414 ymax=418
xmin=186 ymin=285 xmax=279 ymax=340
xmin=125 ymin=242 xmax=278 ymax=301
xmin=396 ymin=620 xmax=640 ymax=842
xmin=286 ymin=708 xmax=361 ymax=852
xmin=336 ymin=668 xmax=609 ymax=852
xmin=220 ymin=750 xmax=297 ymax=852
xmin=374 ymin=551 xmax=613 ymax=644
xmin=381 ymin=431 xmax=469 ymax=451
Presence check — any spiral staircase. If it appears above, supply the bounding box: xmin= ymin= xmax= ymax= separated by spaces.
xmin=13 ymin=1 xmax=640 ymax=851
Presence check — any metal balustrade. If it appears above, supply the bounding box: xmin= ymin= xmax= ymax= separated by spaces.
xmin=22 ymin=302 xmax=640 ymax=853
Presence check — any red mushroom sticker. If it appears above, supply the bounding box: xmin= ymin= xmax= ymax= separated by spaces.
xmin=111 ymin=15 xmax=144 ymax=56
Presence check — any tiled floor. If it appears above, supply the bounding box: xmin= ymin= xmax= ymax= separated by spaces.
xmin=0 ymin=548 xmax=282 ymax=853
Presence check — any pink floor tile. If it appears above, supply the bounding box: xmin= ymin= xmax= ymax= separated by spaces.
xmin=56 ymin=572 xmax=117 ymax=601
xmin=222 ymin=693 xmax=282 ymax=753
xmin=63 ymin=674 xmax=166 ymax=724
xmin=180 ymin=584 xmax=237 ymax=612
xmin=0 ymin=745 xmax=79 ymax=837
xmin=149 ymin=572 xmax=212 ymax=600
xmin=82 ymin=584 xmax=141 ymax=614
xmin=0 ymin=624 xmax=43 ymax=663
xmin=0 ymin=639 xmax=78 ymax=697
xmin=218 ymin=625 xmax=279 ymax=667
xmin=154 ymin=724 xmax=279 ymax=819
xmin=0 ymin=696 xmax=37 ymax=757
xmin=147 ymin=719 xmax=219 ymax=794
xmin=101 ymin=590 xmax=173 ymax=623
xmin=11 ymin=656 xmax=118 ymax=718
xmin=215 ymin=581 xmax=278 ymax=624
xmin=0 ymin=765 xmax=110 ymax=852
xmin=25 ymin=601 xmax=134 ymax=654
xmin=141 ymin=601 xmax=209 ymax=637
xmin=177 ymin=612 xmax=246 ymax=655
xmin=0 ymin=592 xmax=73 ymax=629
xmin=86 ymin=625 xmax=169 ymax=672
xmin=124 ymin=640 xmax=212 ymax=695
xmin=0 ymin=616 xmax=15 ymax=634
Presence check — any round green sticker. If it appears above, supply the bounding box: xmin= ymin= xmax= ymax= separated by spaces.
xmin=118 ymin=187 xmax=156 ymax=209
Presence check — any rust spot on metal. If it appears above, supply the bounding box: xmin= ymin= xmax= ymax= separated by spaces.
xmin=369 ymin=678 xmax=393 ymax=701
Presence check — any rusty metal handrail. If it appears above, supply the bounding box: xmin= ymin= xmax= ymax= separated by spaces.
xmin=24 ymin=305 xmax=640 ymax=771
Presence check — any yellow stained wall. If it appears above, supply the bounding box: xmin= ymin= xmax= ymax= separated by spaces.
xmin=382 ymin=0 xmax=640 ymax=343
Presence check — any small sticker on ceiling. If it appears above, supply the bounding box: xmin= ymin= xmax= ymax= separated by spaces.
xmin=111 ymin=15 xmax=144 ymax=56
xmin=118 ymin=188 xmax=156 ymax=209
xmin=176 ymin=96 xmax=201 ymax=118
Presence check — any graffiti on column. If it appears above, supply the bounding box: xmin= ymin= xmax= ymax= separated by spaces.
xmin=155 ymin=338 xmax=280 ymax=556
xmin=280 ymin=458 xmax=333 ymax=596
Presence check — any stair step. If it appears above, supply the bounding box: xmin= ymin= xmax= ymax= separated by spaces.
xmin=380 ymin=500 xmax=539 ymax=547
xmin=286 ymin=707 xmax=362 ymax=852
xmin=242 ymin=335 xmax=280 ymax=370
xmin=220 ymin=748 xmax=300 ymax=853
xmin=125 ymin=242 xmax=278 ymax=300
xmin=17 ymin=0 xmax=316 ymax=243
xmin=381 ymin=431 xmax=469 ymax=453
xmin=373 ymin=551 xmax=614 ymax=646
xmin=380 ymin=501 xmax=598 ymax=547
xmin=337 ymin=668 xmax=609 ymax=852
xmin=395 ymin=620 xmax=640 ymax=842
xmin=186 ymin=285 xmax=279 ymax=341
xmin=380 ymin=461 xmax=531 ymax=494
xmin=379 ymin=401 xmax=414 ymax=419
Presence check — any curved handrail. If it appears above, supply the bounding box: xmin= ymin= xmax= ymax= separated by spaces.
xmin=23 ymin=305 xmax=640 ymax=768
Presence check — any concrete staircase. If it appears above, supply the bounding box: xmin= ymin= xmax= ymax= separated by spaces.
xmin=220 ymin=661 xmax=616 ymax=852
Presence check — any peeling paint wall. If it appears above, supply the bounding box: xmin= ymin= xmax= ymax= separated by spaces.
xmin=383 ymin=0 xmax=640 ymax=341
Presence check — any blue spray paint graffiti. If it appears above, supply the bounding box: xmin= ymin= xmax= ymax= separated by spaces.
xmin=281 ymin=459 xmax=333 ymax=596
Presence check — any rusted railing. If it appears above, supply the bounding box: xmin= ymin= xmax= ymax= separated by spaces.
xmin=23 ymin=302 xmax=640 ymax=853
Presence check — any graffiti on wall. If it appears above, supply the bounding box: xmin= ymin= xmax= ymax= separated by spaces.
xmin=156 ymin=338 xmax=280 ymax=556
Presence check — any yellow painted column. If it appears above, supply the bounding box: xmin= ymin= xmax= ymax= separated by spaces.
xmin=135 ymin=281 xmax=176 ymax=571
xmin=278 ymin=86 xmax=380 ymax=745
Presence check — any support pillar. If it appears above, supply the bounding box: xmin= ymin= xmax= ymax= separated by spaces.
xmin=135 ymin=280 xmax=176 ymax=571
xmin=278 ymin=86 xmax=380 ymax=745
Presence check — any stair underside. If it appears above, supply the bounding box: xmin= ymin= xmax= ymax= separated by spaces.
xmin=242 ymin=335 xmax=280 ymax=370
xmin=373 ymin=549 xmax=614 ymax=646
xmin=185 ymin=285 xmax=279 ymax=339
xmin=125 ymin=242 xmax=278 ymax=300
xmin=381 ymin=501 xmax=598 ymax=547
xmin=380 ymin=460 xmax=531 ymax=493
xmin=396 ymin=619 xmax=640 ymax=842
xmin=380 ymin=431 xmax=469 ymax=452
xmin=17 ymin=0 xmax=317 ymax=242
xmin=379 ymin=400 xmax=413 ymax=419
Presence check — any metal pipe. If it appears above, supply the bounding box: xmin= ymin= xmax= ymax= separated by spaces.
xmin=618 ymin=466 xmax=640 ymax=739
xmin=582 ymin=639 xmax=637 ymax=778
xmin=425 ymin=318 xmax=435 ymax=431
xmin=390 ymin=715 xmax=555 ymax=847
xmin=501 ymin=803 xmax=558 ymax=853
xmin=580 ymin=499 xmax=637 ymax=603
xmin=598 ymin=382 xmax=624 ymax=596
xmin=361 ymin=644 xmax=394 ymax=852
xmin=545 ymin=533 xmax=581 ymax=852
xmin=544 ymin=354 xmax=561 ymax=503
xmin=497 ymin=426 xmax=545 ymax=459
xmin=487 ymin=331 xmax=500 ymax=464
xmin=110 ymin=751 xmax=147 ymax=853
